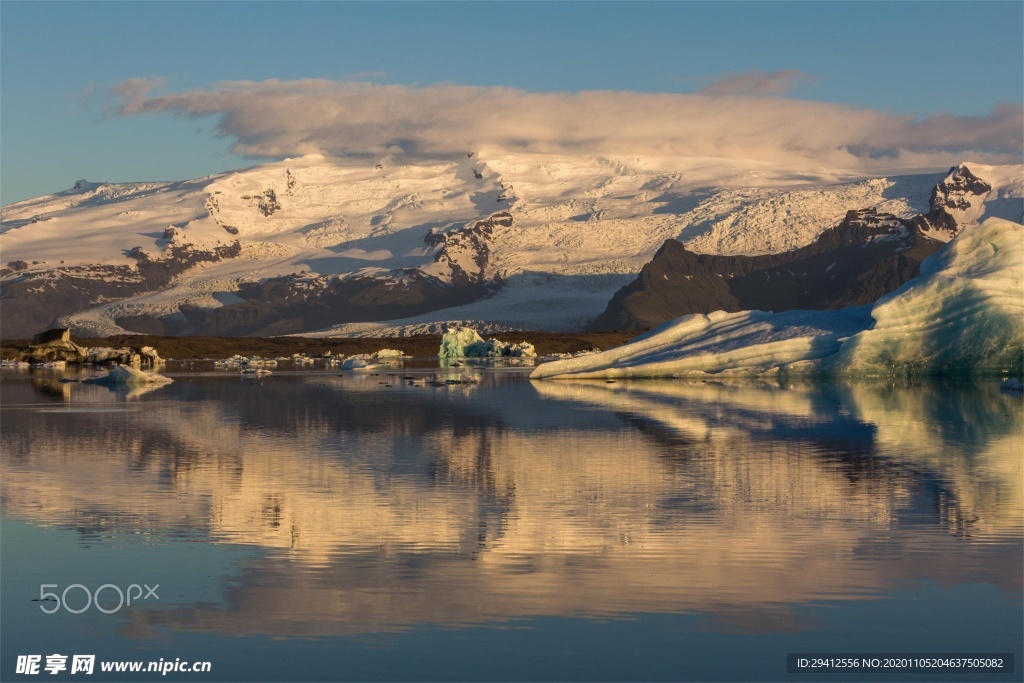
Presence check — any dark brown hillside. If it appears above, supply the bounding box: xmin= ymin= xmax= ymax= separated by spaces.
xmin=592 ymin=209 xmax=943 ymax=330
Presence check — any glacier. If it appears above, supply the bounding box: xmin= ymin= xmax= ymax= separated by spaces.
xmin=531 ymin=217 xmax=1023 ymax=379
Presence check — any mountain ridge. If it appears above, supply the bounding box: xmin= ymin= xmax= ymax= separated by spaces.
xmin=592 ymin=164 xmax=1000 ymax=331
xmin=2 ymin=155 xmax=1020 ymax=338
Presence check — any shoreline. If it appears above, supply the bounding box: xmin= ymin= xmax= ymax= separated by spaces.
xmin=0 ymin=330 xmax=641 ymax=361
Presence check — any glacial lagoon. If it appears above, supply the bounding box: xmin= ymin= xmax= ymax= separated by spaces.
xmin=1 ymin=363 xmax=1021 ymax=681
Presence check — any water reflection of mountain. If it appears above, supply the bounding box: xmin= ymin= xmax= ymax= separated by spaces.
xmin=533 ymin=380 xmax=1023 ymax=539
xmin=1 ymin=372 xmax=1020 ymax=637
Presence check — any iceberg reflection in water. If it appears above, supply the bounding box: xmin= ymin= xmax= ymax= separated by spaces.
xmin=1 ymin=369 xmax=1021 ymax=681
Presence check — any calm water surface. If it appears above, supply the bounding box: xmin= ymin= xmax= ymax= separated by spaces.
xmin=1 ymin=363 xmax=1021 ymax=681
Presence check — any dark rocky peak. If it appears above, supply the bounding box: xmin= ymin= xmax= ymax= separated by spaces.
xmin=424 ymin=212 xmax=512 ymax=247
xmin=240 ymin=189 xmax=282 ymax=217
xmin=473 ymin=211 xmax=513 ymax=231
xmin=934 ymin=164 xmax=992 ymax=209
xmin=911 ymin=163 xmax=992 ymax=234
xmin=285 ymin=169 xmax=297 ymax=195
xmin=205 ymin=194 xmax=239 ymax=235
xmin=832 ymin=208 xmax=908 ymax=241
xmin=423 ymin=228 xmax=446 ymax=248
xmin=71 ymin=179 xmax=103 ymax=193
xmin=258 ymin=188 xmax=281 ymax=217
xmin=591 ymin=205 xmax=944 ymax=331
xmin=125 ymin=241 xmax=240 ymax=267
xmin=424 ymin=212 xmax=512 ymax=286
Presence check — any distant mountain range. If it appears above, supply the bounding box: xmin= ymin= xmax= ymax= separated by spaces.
xmin=1 ymin=154 xmax=1020 ymax=339
xmin=593 ymin=164 xmax=1008 ymax=330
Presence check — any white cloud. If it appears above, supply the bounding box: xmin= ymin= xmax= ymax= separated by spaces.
xmin=110 ymin=79 xmax=1023 ymax=171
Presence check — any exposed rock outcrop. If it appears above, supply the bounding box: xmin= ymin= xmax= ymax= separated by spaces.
xmin=592 ymin=209 xmax=943 ymax=331
xmin=426 ymin=211 xmax=511 ymax=286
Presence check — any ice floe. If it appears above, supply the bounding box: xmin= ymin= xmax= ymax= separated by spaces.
xmin=32 ymin=360 xmax=67 ymax=370
xmin=339 ymin=357 xmax=384 ymax=372
xmin=84 ymin=364 xmax=174 ymax=387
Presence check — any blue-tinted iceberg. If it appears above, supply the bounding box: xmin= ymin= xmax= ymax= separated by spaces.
xmin=438 ymin=327 xmax=537 ymax=358
xmin=439 ymin=327 xmax=485 ymax=358
xmin=532 ymin=218 xmax=1023 ymax=380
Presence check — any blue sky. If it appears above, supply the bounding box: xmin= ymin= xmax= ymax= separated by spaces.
xmin=2 ymin=1 xmax=1022 ymax=204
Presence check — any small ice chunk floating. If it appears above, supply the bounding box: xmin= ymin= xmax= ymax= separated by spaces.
xmin=84 ymin=364 xmax=173 ymax=387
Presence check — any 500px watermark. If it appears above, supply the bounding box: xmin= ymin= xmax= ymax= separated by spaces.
xmin=36 ymin=584 xmax=158 ymax=614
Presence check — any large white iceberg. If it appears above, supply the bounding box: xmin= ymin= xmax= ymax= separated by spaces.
xmin=532 ymin=218 xmax=1023 ymax=380
xmin=830 ymin=218 xmax=1024 ymax=375
xmin=438 ymin=327 xmax=537 ymax=358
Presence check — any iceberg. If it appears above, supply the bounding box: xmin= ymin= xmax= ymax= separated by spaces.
xmin=530 ymin=307 xmax=872 ymax=379
xmin=532 ymin=218 xmax=1023 ymax=380
xmin=829 ymin=218 xmax=1024 ymax=376
xmin=439 ymin=327 xmax=485 ymax=358
xmin=340 ymin=357 xmax=384 ymax=372
xmin=84 ymin=364 xmax=174 ymax=387
xmin=438 ymin=327 xmax=537 ymax=358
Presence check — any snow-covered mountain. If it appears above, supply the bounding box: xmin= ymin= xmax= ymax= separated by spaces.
xmin=1 ymin=153 xmax=1020 ymax=338
xmin=593 ymin=164 xmax=1020 ymax=330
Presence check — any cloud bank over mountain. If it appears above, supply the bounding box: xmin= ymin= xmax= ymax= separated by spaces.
xmin=112 ymin=75 xmax=1023 ymax=172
